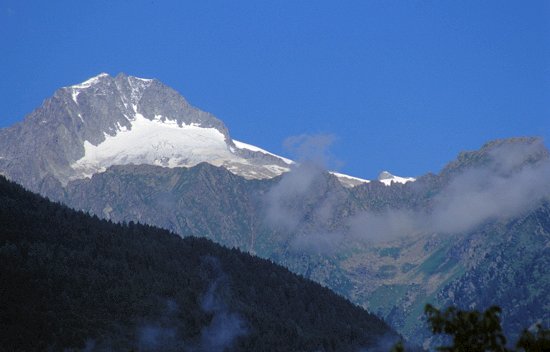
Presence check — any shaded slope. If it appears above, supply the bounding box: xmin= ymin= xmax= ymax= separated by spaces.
xmin=0 ymin=176 xmax=398 ymax=352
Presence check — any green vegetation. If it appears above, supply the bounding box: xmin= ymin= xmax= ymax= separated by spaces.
xmin=394 ymin=304 xmax=550 ymax=352
xmin=417 ymin=247 xmax=457 ymax=276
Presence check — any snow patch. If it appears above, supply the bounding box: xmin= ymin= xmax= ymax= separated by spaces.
xmin=233 ymin=140 xmax=371 ymax=187
xmin=378 ymin=171 xmax=415 ymax=186
xmin=67 ymin=73 xmax=111 ymax=103
xmin=126 ymin=76 xmax=153 ymax=110
xmin=71 ymin=90 xmax=80 ymax=103
xmin=134 ymin=77 xmax=153 ymax=82
xmin=71 ymin=73 xmax=109 ymax=89
xmin=233 ymin=140 xmax=294 ymax=165
xmin=330 ymin=172 xmax=370 ymax=184
xmin=264 ymin=164 xmax=291 ymax=174
xmin=71 ymin=114 xmax=246 ymax=179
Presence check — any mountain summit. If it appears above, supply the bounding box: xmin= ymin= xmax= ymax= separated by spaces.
xmin=62 ymin=73 xmax=294 ymax=181
xmin=377 ymin=170 xmax=416 ymax=185
xmin=0 ymin=73 xmax=384 ymax=193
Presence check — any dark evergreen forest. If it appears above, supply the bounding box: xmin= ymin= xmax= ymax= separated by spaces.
xmin=0 ymin=176 xmax=398 ymax=351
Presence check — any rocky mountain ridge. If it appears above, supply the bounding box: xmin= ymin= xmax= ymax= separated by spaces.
xmin=0 ymin=74 xmax=547 ymax=347
xmin=55 ymin=137 xmax=550 ymax=347
xmin=0 ymin=73 xmax=412 ymax=193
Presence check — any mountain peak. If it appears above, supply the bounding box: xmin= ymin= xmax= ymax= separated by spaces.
xmin=0 ymin=73 xmax=371 ymax=192
xmin=377 ymin=170 xmax=415 ymax=186
xmin=0 ymin=73 xmax=293 ymax=187
xmin=440 ymin=137 xmax=549 ymax=178
xmin=69 ymin=72 xmax=111 ymax=89
xmin=67 ymin=72 xmax=156 ymax=92
xmin=378 ymin=171 xmax=394 ymax=180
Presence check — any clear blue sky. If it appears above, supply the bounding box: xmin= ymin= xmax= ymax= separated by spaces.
xmin=1 ymin=1 xmax=549 ymax=179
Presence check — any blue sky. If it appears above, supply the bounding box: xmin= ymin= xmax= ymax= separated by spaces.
xmin=1 ymin=1 xmax=549 ymax=179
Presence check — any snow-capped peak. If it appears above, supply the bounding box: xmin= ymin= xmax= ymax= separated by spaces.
xmin=70 ymin=72 xmax=110 ymax=89
xmin=66 ymin=73 xmax=112 ymax=103
xmin=60 ymin=73 xmax=374 ymax=188
xmin=377 ymin=171 xmax=415 ymax=186
xmin=66 ymin=73 xmax=155 ymax=105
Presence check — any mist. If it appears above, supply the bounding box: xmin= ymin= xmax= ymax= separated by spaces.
xmin=264 ymin=134 xmax=337 ymax=231
xmin=79 ymin=258 xmax=248 ymax=352
xmin=350 ymin=139 xmax=550 ymax=242
xmin=359 ymin=333 xmax=402 ymax=352
xmin=193 ymin=257 xmax=248 ymax=352
xmin=264 ymin=134 xmax=351 ymax=253
xmin=136 ymin=300 xmax=180 ymax=351
xmin=264 ymin=161 xmax=327 ymax=231
xmin=265 ymin=137 xmax=550 ymax=249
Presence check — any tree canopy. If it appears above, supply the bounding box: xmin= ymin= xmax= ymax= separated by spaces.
xmin=392 ymin=304 xmax=550 ymax=352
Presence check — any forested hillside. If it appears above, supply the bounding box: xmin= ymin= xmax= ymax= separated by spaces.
xmin=0 ymin=176 xmax=398 ymax=351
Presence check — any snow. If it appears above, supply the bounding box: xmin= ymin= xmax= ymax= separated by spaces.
xmin=233 ymin=140 xmax=294 ymax=165
xmin=232 ymin=140 xmax=371 ymax=187
xmin=71 ymin=113 xmax=244 ymax=179
xmin=232 ymin=141 xmax=373 ymax=187
xmin=378 ymin=171 xmax=416 ymax=186
xmin=66 ymin=74 xmax=296 ymax=181
xmin=71 ymin=90 xmax=79 ymax=103
xmin=330 ymin=172 xmax=370 ymax=184
xmin=127 ymin=77 xmax=152 ymax=108
xmin=67 ymin=73 xmax=110 ymax=103
xmin=67 ymin=73 xmax=153 ymax=105
xmin=70 ymin=114 xmax=382 ymax=187
xmin=264 ymin=164 xmax=292 ymax=174
xmin=65 ymin=74 xmax=375 ymax=187
xmin=379 ymin=176 xmax=415 ymax=186
xmin=71 ymin=73 xmax=110 ymax=89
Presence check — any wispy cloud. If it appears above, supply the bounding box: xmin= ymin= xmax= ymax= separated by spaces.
xmin=136 ymin=300 xmax=180 ymax=351
xmin=283 ymin=133 xmax=337 ymax=167
xmin=349 ymin=139 xmax=550 ymax=242
xmin=194 ymin=257 xmax=248 ymax=352
xmin=264 ymin=134 xmax=338 ymax=232
xmin=81 ymin=258 xmax=248 ymax=351
xmin=263 ymin=134 xmax=349 ymax=253
xmin=265 ymin=137 xmax=550 ymax=251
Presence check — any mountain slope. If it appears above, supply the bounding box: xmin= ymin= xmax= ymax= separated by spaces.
xmin=1 ymin=74 xmax=547 ymax=347
xmin=0 ymin=175 xmax=399 ymax=351
xmin=57 ymin=138 xmax=550 ymax=347
xmin=0 ymin=73 xmax=379 ymax=195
